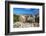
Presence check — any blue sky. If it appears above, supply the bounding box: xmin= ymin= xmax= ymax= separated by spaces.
xmin=13 ymin=8 xmax=39 ymax=15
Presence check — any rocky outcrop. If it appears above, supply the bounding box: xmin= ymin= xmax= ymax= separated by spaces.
xmin=19 ymin=15 xmax=35 ymax=23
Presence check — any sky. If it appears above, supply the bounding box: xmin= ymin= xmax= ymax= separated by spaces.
xmin=13 ymin=8 xmax=39 ymax=15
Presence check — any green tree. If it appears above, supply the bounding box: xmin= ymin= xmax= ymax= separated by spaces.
xmin=13 ymin=14 xmax=19 ymax=23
